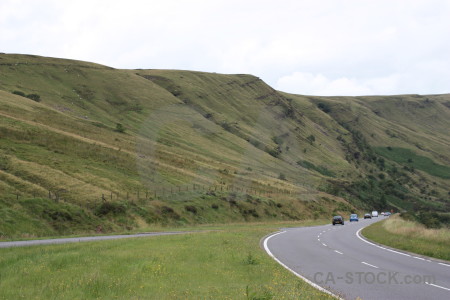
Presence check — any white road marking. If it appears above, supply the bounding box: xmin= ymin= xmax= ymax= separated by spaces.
xmin=322 ymin=243 xmax=327 ymax=247
xmin=334 ymin=250 xmax=343 ymax=255
xmin=356 ymin=226 xmax=450 ymax=269
xmin=356 ymin=228 xmax=412 ymax=257
xmin=425 ymin=282 xmax=450 ymax=291
xmin=361 ymin=261 xmax=378 ymax=269
xmin=263 ymin=231 xmax=342 ymax=299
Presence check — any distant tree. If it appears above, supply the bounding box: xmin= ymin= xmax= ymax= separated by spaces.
xmin=307 ymin=134 xmax=316 ymax=145
xmin=115 ymin=123 xmax=125 ymax=133
xmin=317 ymin=102 xmax=331 ymax=113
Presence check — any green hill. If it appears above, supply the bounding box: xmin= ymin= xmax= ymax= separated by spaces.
xmin=1 ymin=54 xmax=449 ymax=238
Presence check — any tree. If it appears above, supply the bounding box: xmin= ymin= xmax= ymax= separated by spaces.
xmin=307 ymin=134 xmax=316 ymax=145
xmin=115 ymin=123 xmax=125 ymax=133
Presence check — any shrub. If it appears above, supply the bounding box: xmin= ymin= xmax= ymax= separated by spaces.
xmin=317 ymin=102 xmax=331 ymax=113
xmin=307 ymin=134 xmax=316 ymax=144
xmin=12 ymin=90 xmax=26 ymax=97
xmin=115 ymin=123 xmax=126 ymax=133
xmin=184 ymin=205 xmax=197 ymax=214
xmin=278 ymin=173 xmax=286 ymax=181
xmin=26 ymin=93 xmax=41 ymax=102
xmin=95 ymin=202 xmax=126 ymax=216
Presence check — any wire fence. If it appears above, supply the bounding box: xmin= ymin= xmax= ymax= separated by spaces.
xmin=4 ymin=182 xmax=317 ymax=205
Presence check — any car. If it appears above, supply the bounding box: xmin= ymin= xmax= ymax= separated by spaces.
xmin=381 ymin=212 xmax=385 ymax=216
xmin=350 ymin=214 xmax=359 ymax=222
xmin=364 ymin=213 xmax=372 ymax=219
xmin=371 ymin=210 xmax=379 ymax=217
xmin=384 ymin=212 xmax=391 ymax=217
xmin=332 ymin=216 xmax=344 ymax=225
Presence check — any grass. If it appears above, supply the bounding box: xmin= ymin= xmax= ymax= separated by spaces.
xmin=0 ymin=221 xmax=335 ymax=299
xmin=0 ymin=53 xmax=449 ymax=237
xmin=374 ymin=147 xmax=450 ymax=179
xmin=362 ymin=215 xmax=450 ymax=261
xmin=296 ymin=160 xmax=335 ymax=177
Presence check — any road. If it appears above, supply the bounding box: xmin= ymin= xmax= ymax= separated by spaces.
xmin=0 ymin=231 xmax=190 ymax=248
xmin=263 ymin=217 xmax=450 ymax=300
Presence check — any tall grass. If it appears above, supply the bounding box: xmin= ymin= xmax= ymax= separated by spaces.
xmin=362 ymin=215 xmax=450 ymax=261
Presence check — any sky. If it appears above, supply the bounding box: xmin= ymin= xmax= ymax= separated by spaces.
xmin=1 ymin=0 xmax=449 ymax=96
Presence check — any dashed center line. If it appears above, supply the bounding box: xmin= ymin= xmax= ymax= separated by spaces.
xmin=322 ymin=243 xmax=327 ymax=247
xmin=334 ymin=250 xmax=343 ymax=255
xmin=361 ymin=261 xmax=378 ymax=269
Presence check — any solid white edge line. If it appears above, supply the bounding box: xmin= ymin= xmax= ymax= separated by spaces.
xmin=413 ymin=256 xmax=425 ymax=261
xmin=357 ymin=227 xmax=450 ymax=268
xmin=263 ymin=231 xmax=342 ymax=300
xmin=334 ymin=250 xmax=343 ymax=255
xmin=426 ymin=282 xmax=450 ymax=292
xmin=361 ymin=261 xmax=378 ymax=269
xmin=356 ymin=228 xmax=411 ymax=257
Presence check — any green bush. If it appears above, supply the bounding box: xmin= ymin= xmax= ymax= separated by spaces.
xmin=95 ymin=201 xmax=127 ymax=216
xmin=12 ymin=90 xmax=26 ymax=97
xmin=26 ymin=93 xmax=41 ymax=102
xmin=115 ymin=123 xmax=126 ymax=133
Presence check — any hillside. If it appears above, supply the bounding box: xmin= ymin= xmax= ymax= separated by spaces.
xmin=0 ymin=54 xmax=449 ymax=238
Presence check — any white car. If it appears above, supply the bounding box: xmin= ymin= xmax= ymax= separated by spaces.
xmin=371 ymin=211 xmax=379 ymax=217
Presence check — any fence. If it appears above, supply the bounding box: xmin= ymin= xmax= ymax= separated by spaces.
xmin=4 ymin=182 xmax=317 ymax=204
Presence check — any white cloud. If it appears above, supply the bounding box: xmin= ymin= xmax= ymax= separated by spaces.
xmin=1 ymin=0 xmax=449 ymax=95
xmin=276 ymin=72 xmax=374 ymax=96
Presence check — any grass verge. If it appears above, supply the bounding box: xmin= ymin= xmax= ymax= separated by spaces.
xmin=0 ymin=220 xmax=334 ymax=299
xmin=362 ymin=215 xmax=450 ymax=261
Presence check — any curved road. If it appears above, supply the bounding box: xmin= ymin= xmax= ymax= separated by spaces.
xmin=264 ymin=217 xmax=450 ymax=300
xmin=0 ymin=231 xmax=190 ymax=248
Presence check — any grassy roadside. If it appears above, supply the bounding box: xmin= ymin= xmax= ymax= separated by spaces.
xmin=0 ymin=220 xmax=334 ymax=299
xmin=361 ymin=215 xmax=450 ymax=261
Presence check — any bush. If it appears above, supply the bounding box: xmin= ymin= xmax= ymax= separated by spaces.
xmin=266 ymin=147 xmax=281 ymax=158
xmin=95 ymin=202 xmax=126 ymax=216
xmin=185 ymin=205 xmax=198 ymax=214
xmin=317 ymin=102 xmax=331 ymax=113
xmin=307 ymin=134 xmax=316 ymax=144
xmin=115 ymin=123 xmax=126 ymax=133
xmin=26 ymin=93 xmax=41 ymax=102
xmin=12 ymin=90 xmax=26 ymax=97
xmin=278 ymin=173 xmax=286 ymax=181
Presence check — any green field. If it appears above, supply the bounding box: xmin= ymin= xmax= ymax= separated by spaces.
xmin=1 ymin=53 xmax=449 ymax=238
xmin=374 ymin=147 xmax=450 ymax=179
xmin=0 ymin=221 xmax=334 ymax=299
xmin=362 ymin=215 xmax=450 ymax=261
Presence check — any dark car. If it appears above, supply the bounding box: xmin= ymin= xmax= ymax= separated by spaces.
xmin=364 ymin=213 xmax=372 ymax=219
xmin=332 ymin=216 xmax=344 ymax=225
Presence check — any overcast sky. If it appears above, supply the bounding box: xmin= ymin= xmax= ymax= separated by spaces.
xmin=1 ymin=0 xmax=449 ymax=96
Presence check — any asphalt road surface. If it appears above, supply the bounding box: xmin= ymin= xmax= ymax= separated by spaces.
xmin=0 ymin=231 xmax=189 ymax=248
xmin=264 ymin=217 xmax=450 ymax=300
